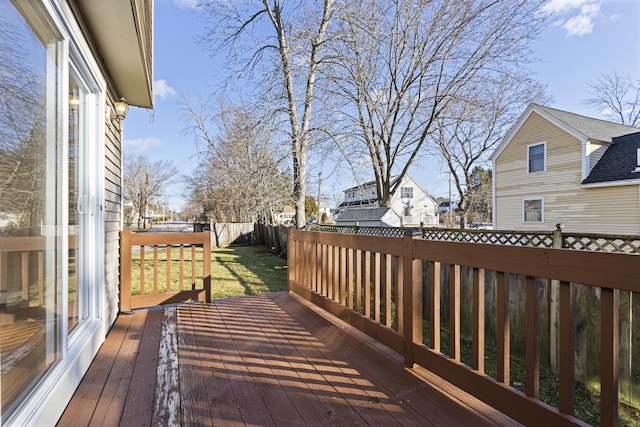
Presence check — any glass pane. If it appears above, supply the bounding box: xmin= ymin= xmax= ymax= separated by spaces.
xmin=0 ymin=0 xmax=62 ymax=418
xmin=68 ymin=76 xmax=81 ymax=332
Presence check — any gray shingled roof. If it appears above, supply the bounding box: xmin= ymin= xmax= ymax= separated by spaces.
xmin=535 ymin=104 xmax=638 ymax=143
xmin=335 ymin=208 xmax=393 ymax=222
xmin=582 ymin=132 xmax=640 ymax=185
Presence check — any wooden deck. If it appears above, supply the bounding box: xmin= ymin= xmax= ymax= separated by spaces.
xmin=57 ymin=292 xmax=518 ymax=426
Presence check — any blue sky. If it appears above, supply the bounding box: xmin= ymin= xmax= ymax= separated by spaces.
xmin=124 ymin=0 xmax=640 ymax=211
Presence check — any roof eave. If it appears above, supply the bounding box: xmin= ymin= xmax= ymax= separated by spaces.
xmin=78 ymin=0 xmax=154 ymax=108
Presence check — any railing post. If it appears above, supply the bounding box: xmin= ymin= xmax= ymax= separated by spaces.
xmin=120 ymin=229 xmax=132 ymax=313
xmin=203 ymin=231 xmax=211 ymax=303
xmin=550 ymin=223 xmax=564 ymax=371
xmin=402 ymin=229 xmax=421 ymax=366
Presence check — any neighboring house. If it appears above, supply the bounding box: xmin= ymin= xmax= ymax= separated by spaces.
xmin=318 ymin=201 xmax=333 ymax=223
xmin=437 ymin=201 xmax=459 ymax=214
xmin=0 ymin=1 xmax=152 ymax=426
xmin=276 ymin=205 xmax=296 ymax=224
xmin=490 ymin=103 xmax=639 ymax=234
xmin=335 ymin=176 xmax=438 ymax=227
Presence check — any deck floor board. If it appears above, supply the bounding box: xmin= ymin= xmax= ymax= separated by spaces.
xmin=58 ymin=292 xmax=520 ymax=426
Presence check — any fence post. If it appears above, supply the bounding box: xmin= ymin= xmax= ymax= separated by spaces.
xmin=549 ymin=223 xmax=564 ymax=371
xmin=119 ymin=230 xmax=132 ymax=313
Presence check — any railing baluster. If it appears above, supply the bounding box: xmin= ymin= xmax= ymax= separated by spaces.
xmin=430 ymin=261 xmax=441 ymax=352
xmin=374 ymin=252 xmax=381 ymax=322
xmin=496 ymin=271 xmax=510 ymax=384
xmin=396 ymin=255 xmax=404 ymax=334
xmin=473 ymin=268 xmax=485 ymax=373
xmin=385 ymin=254 xmax=392 ymax=327
xmin=140 ymin=245 xmax=145 ymax=294
xmin=191 ymin=245 xmax=196 ymax=289
xmin=526 ymin=275 xmax=540 ymax=398
xmin=559 ymin=280 xmax=575 ymax=415
xmin=166 ymin=245 xmax=172 ymax=292
xmin=21 ymin=251 xmax=28 ymax=303
xmin=600 ymin=287 xmax=619 ymax=427
xmin=364 ymin=251 xmax=371 ymax=317
xmin=179 ymin=245 xmax=184 ymax=291
xmin=450 ymin=264 xmax=460 ymax=361
xmin=153 ymin=246 xmax=159 ymax=295
xmin=340 ymin=247 xmax=347 ymax=306
xmin=321 ymin=244 xmax=327 ymax=296
xmin=311 ymin=242 xmax=317 ymax=292
xmin=347 ymin=247 xmax=354 ymax=309
xmin=355 ymin=249 xmax=362 ymax=313
xmin=38 ymin=251 xmax=44 ymax=305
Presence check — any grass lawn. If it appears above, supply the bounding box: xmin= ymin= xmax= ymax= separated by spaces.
xmin=131 ymin=244 xmax=287 ymax=299
xmin=210 ymin=245 xmax=288 ymax=299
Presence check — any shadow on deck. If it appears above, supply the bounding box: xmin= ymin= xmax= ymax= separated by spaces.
xmin=58 ymin=292 xmax=518 ymax=426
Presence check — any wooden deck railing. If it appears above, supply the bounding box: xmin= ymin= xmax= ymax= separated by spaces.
xmin=120 ymin=230 xmax=211 ymax=312
xmin=0 ymin=235 xmax=77 ymax=307
xmin=287 ymin=228 xmax=640 ymax=426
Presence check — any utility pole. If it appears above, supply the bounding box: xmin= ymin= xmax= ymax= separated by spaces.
xmin=317 ymin=172 xmax=322 ymax=223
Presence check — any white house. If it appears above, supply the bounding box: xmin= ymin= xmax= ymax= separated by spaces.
xmin=0 ymin=1 xmax=153 ymax=425
xmin=335 ymin=176 xmax=438 ymax=227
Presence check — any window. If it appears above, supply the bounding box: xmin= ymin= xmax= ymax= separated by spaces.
xmin=528 ymin=142 xmax=546 ymax=173
xmin=401 ymin=187 xmax=413 ymax=198
xmin=523 ymin=199 xmax=543 ymax=222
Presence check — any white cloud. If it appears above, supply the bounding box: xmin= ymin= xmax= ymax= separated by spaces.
xmin=540 ymin=0 xmax=602 ymax=37
xmin=124 ymin=137 xmax=162 ymax=152
xmin=540 ymin=0 xmax=594 ymax=15
xmin=154 ymin=79 xmax=177 ymax=100
xmin=174 ymin=0 xmax=197 ymax=9
xmin=563 ymin=13 xmax=594 ymax=36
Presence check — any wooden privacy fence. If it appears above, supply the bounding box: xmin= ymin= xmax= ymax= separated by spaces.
xmin=288 ymin=228 xmax=640 ymax=426
xmin=120 ymin=230 xmax=211 ymax=312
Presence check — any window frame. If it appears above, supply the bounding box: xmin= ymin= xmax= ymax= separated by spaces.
xmin=523 ymin=198 xmax=544 ymax=223
xmin=401 ymin=186 xmax=413 ymax=199
xmin=527 ymin=142 xmax=546 ymax=173
xmin=2 ymin=0 xmax=107 ymax=424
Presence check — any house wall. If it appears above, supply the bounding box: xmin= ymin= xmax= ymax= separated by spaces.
xmin=495 ymin=112 xmax=640 ymax=234
xmin=389 ymin=176 xmax=438 ymax=226
xmin=104 ymin=97 xmax=124 ymax=328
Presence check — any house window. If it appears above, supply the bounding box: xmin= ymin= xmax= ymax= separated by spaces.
xmin=523 ymin=199 xmax=543 ymax=222
xmin=401 ymin=187 xmax=413 ymax=198
xmin=528 ymin=142 xmax=546 ymax=173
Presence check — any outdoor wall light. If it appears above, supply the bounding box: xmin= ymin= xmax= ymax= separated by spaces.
xmin=114 ymin=97 xmax=129 ymax=119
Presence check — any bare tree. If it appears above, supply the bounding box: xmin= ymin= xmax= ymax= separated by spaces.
xmin=584 ymin=70 xmax=640 ymax=127
xmin=433 ymin=73 xmax=550 ymax=227
xmin=197 ymin=0 xmax=337 ymax=227
xmin=123 ymin=154 xmax=179 ymax=229
xmin=0 ymin=15 xmax=48 ymax=235
xmin=183 ymin=97 xmax=291 ymax=224
xmin=326 ymin=0 xmax=547 ymax=207
xmin=464 ymin=166 xmax=492 ymax=226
